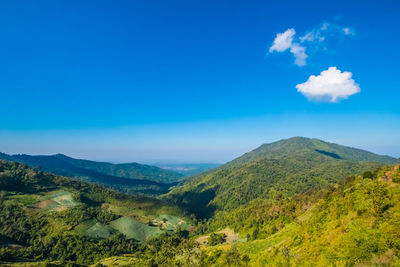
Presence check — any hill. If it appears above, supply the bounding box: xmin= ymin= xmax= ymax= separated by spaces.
xmin=198 ymin=163 xmax=400 ymax=266
xmin=0 ymin=160 xmax=190 ymax=265
xmin=165 ymin=137 xmax=397 ymax=218
xmin=0 ymin=153 xmax=184 ymax=195
xmin=93 ymin=160 xmax=400 ymax=266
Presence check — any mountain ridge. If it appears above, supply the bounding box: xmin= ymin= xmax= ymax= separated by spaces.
xmin=0 ymin=152 xmax=184 ymax=195
xmin=165 ymin=137 xmax=396 ymax=218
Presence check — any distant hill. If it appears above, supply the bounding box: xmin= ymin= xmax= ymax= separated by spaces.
xmin=165 ymin=137 xmax=397 ymax=218
xmin=0 ymin=153 xmax=184 ymax=195
xmin=155 ymin=163 xmax=221 ymax=176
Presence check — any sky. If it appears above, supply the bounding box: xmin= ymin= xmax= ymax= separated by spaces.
xmin=0 ymin=0 xmax=399 ymax=163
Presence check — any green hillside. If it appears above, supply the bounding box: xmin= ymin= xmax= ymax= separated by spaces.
xmin=198 ymin=164 xmax=400 ymax=266
xmin=0 ymin=160 xmax=189 ymax=265
xmin=0 ymin=153 xmax=184 ymax=195
xmin=165 ymin=137 xmax=396 ymax=218
xmin=93 ymin=161 xmax=400 ymax=266
xmin=52 ymin=154 xmax=184 ymax=183
xmin=228 ymin=137 xmax=396 ymax=165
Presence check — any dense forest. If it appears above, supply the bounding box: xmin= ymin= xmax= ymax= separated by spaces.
xmin=165 ymin=137 xmax=395 ymax=218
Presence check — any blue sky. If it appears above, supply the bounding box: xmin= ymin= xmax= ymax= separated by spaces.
xmin=0 ymin=0 xmax=399 ymax=163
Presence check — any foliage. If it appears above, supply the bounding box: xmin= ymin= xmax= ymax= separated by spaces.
xmin=208 ymin=233 xmax=226 ymax=246
xmin=0 ymin=152 xmax=184 ymax=196
xmin=0 ymin=160 xmax=187 ymax=265
xmin=199 ymin=164 xmax=400 ymax=266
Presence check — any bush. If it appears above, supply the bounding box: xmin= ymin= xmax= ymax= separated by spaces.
xmin=208 ymin=233 xmax=226 ymax=246
xmin=363 ymin=171 xmax=374 ymax=179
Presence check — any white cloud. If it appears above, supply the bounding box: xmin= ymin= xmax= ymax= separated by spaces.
xmin=269 ymin=28 xmax=296 ymax=52
xmin=290 ymin=43 xmax=307 ymax=66
xmin=343 ymin=27 xmax=355 ymax=36
xmin=296 ymin=67 xmax=360 ymax=102
xmin=269 ymin=28 xmax=307 ymax=66
xmin=268 ymin=20 xmax=355 ymax=66
xmin=299 ymin=22 xmax=329 ymax=43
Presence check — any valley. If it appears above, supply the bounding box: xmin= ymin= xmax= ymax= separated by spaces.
xmin=1 ymin=137 xmax=399 ymax=266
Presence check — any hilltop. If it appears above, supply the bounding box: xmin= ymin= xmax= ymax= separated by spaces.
xmin=165 ymin=137 xmax=396 ymax=218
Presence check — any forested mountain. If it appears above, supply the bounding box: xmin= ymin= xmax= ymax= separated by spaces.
xmin=226 ymin=137 xmax=396 ymax=166
xmin=0 ymin=160 xmax=192 ymax=265
xmin=1 ymin=138 xmax=399 ymax=266
xmin=165 ymin=137 xmax=396 ymax=218
xmin=198 ymin=163 xmax=400 ymax=266
xmin=0 ymin=153 xmax=183 ymax=195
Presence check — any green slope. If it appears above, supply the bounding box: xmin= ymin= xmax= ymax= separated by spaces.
xmin=0 ymin=160 xmax=189 ymax=265
xmin=227 ymin=136 xmax=396 ymax=166
xmin=199 ymin=164 xmax=400 ymax=266
xmin=165 ymin=137 xmax=396 ymax=218
xmin=52 ymin=154 xmax=184 ymax=183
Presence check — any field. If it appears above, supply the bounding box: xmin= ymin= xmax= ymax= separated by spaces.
xmin=109 ymin=217 xmax=162 ymax=242
xmin=49 ymin=191 xmax=77 ymax=211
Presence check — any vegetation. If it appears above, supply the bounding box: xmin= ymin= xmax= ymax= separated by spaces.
xmin=208 ymin=233 xmax=226 ymax=246
xmin=0 ymin=160 xmax=189 ymax=265
xmin=197 ymin=163 xmax=400 ymax=266
xmin=166 ymin=137 xmax=394 ymax=219
xmin=0 ymin=153 xmax=184 ymax=195
xmin=1 ymin=138 xmax=400 ymax=266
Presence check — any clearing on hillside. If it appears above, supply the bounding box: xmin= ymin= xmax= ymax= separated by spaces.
xmin=85 ymin=222 xmax=113 ymax=239
xmin=46 ymin=191 xmax=78 ymax=211
xmin=109 ymin=217 xmax=162 ymax=242
xmin=155 ymin=214 xmax=189 ymax=231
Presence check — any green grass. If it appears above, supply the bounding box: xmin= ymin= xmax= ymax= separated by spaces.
xmin=85 ymin=222 xmax=113 ymax=239
xmin=50 ymin=191 xmax=77 ymax=208
xmin=109 ymin=217 xmax=162 ymax=242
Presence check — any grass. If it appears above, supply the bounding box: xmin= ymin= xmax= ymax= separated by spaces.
xmin=85 ymin=222 xmax=113 ymax=239
xmin=50 ymin=191 xmax=77 ymax=209
xmin=109 ymin=217 xmax=162 ymax=242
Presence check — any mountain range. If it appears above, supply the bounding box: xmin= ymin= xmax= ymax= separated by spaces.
xmin=0 ymin=152 xmax=184 ymax=195
xmin=0 ymin=137 xmax=399 ymax=266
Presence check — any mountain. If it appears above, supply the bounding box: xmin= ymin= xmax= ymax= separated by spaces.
xmin=0 ymin=153 xmax=184 ymax=195
xmin=0 ymin=160 xmax=190 ymax=265
xmin=155 ymin=163 xmax=221 ymax=176
xmin=197 ymin=163 xmax=400 ymax=266
xmin=227 ymin=137 xmax=395 ymax=166
xmin=165 ymin=137 xmax=397 ymax=218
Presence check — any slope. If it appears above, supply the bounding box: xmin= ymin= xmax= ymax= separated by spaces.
xmin=0 ymin=160 xmax=189 ymax=265
xmin=0 ymin=153 xmax=184 ymax=195
xmin=199 ymin=163 xmax=400 ymax=266
xmin=165 ymin=137 xmax=396 ymax=218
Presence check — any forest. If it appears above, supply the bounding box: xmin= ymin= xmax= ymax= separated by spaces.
xmin=1 ymin=137 xmax=400 ymax=266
